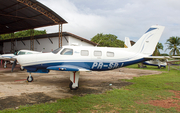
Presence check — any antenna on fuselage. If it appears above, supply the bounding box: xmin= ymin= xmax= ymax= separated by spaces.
xmin=96 ymin=39 xmax=102 ymax=47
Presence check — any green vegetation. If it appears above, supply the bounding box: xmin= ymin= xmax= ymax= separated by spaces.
xmin=91 ymin=33 xmax=124 ymax=47
xmin=1 ymin=65 xmax=180 ymax=113
xmin=153 ymin=42 xmax=163 ymax=56
xmin=166 ymin=36 xmax=180 ymax=55
xmin=0 ymin=29 xmax=46 ymax=40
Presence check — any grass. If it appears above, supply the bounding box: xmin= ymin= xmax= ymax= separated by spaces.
xmin=1 ymin=64 xmax=180 ymax=113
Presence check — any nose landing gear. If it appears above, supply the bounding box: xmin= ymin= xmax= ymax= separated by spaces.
xmin=69 ymin=71 xmax=80 ymax=90
xmin=27 ymin=73 xmax=33 ymax=82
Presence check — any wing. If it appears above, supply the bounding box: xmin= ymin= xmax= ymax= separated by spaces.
xmin=0 ymin=54 xmax=16 ymax=61
xmin=171 ymin=56 xmax=180 ymax=59
xmin=47 ymin=65 xmax=90 ymax=71
xmin=144 ymin=56 xmax=180 ymax=59
xmin=144 ymin=56 xmax=171 ymax=59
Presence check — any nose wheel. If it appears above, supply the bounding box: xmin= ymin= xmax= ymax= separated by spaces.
xmin=69 ymin=82 xmax=78 ymax=90
xmin=27 ymin=73 xmax=33 ymax=82
xmin=69 ymin=71 xmax=80 ymax=90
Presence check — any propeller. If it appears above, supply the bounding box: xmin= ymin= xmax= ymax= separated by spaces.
xmin=11 ymin=59 xmax=17 ymax=72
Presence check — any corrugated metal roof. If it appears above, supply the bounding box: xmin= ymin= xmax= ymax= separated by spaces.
xmin=0 ymin=32 xmax=97 ymax=46
xmin=0 ymin=0 xmax=67 ymax=35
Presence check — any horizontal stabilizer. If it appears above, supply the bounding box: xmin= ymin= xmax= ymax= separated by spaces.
xmin=144 ymin=56 xmax=171 ymax=59
xmin=144 ymin=56 xmax=180 ymax=59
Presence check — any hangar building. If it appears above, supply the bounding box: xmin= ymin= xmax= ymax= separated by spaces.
xmin=0 ymin=0 xmax=97 ymax=54
xmin=0 ymin=0 xmax=69 ymax=53
xmin=1 ymin=32 xmax=97 ymax=53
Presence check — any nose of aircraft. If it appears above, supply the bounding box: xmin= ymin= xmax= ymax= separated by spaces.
xmin=14 ymin=56 xmax=21 ymax=65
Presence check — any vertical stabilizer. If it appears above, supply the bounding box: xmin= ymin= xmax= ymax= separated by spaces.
xmin=129 ymin=25 xmax=165 ymax=55
xmin=124 ymin=37 xmax=131 ymax=48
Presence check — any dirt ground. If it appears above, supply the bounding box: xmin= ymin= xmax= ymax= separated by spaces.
xmin=0 ymin=64 xmax=161 ymax=110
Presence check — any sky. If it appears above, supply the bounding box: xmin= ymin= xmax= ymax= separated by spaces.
xmin=37 ymin=0 xmax=180 ymax=53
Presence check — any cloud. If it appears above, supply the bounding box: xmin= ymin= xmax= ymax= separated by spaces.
xmin=37 ymin=0 xmax=180 ymax=52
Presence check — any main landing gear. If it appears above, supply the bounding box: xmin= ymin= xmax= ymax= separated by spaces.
xmin=3 ymin=61 xmax=7 ymax=69
xmin=27 ymin=73 xmax=33 ymax=82
xmin=69 ymin=71 xmax=80 ymax=90
xmin=20 ymin=66 xmax=24 ymax=71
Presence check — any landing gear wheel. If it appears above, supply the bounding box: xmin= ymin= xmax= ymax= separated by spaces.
xmin=20 ymin=66 xmax=24 ymax=71
xmin=69 ymin=82 xmax=78 ymax=90
xmin=3 ymin=65 xmax=7 ymax=69
xmin=27 ymin=76 xmax=33 ymax=82
xmin=158 ymin=66 xmax=161 ymax=69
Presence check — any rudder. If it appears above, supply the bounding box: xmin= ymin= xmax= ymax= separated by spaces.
xmin=129 ymin=25 xmax=165 ymax=56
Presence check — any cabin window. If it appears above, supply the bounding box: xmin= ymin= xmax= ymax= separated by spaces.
xmin=81 ymin=50 xmax=89 ymax=56
xmin=94 ymin=51 xmax=102 ymax=56
xmin=61 ymin=48 xmax=73 ymax=55
xmin=107 ymin=51 xmax=114 ymax=57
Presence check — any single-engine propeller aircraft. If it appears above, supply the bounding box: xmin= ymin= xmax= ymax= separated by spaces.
xmin=13 ymin=25 xmax=165 ymax=90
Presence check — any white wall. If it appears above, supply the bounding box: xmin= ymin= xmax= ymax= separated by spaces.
xmin=3 ymin=36 xmax=94 ymax=53
xmin=69 ymin=37 xmax=94 ymax=47
xmin=4 ymin=40 xmax=30 ymax=53
xmin=3 ymin=42 xmax=11 ymax=53
xmin=15 ymin=40 xmax=30 ymax=50
xmin=34 ymin=36 xmax=69 ymax=52
xmin=34 ymin=37 xmax=58 ymax=52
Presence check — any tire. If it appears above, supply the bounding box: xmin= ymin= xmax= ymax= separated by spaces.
xmin=3 ymin=65 xmax=7 ymax=69
xmin=69 ymin=82 xmax=78 ymax=90
xmin=27 ymin=76 xmax=33 ymax=82
xmin=20 ymin=66 xmax=24 ymax=71
xmin=158 ymin=66 xmax=161 ymax=69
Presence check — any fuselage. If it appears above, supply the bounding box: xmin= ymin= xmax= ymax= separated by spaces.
xmin=16 ymin=46 xmax=148 ymax=72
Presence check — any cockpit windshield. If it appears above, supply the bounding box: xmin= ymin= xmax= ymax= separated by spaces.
xmin=17 ymin=51 xmax=26 ymax=55
xmin=52 ymin=47 xmax=62 ymax=54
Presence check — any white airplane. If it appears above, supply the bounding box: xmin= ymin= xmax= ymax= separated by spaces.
xmin=0 ymin=50 xmax=41 ymax=70
xmin=0 ymin=53 xmax=15 ymax=68
xmin=14 ymin=25 xmax=165 ymax=90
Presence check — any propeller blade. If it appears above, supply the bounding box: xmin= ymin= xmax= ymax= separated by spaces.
xmin=11 ymin=59 xmax=17 ymax=72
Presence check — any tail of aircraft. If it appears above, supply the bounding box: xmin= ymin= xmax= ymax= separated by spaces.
xmin=129 ymin=25 xmax=165 ymax=56
xmin=124 ymin=37 xmax=131 ymax=48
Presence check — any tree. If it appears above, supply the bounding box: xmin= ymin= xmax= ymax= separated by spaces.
xmin=153 ymin=42 xmax=163 ymax=56
xmin=0 ymin=29 xmax=46 ymax=40
xmin=91 ymin=33 xmax=124 ymax=47
xmin=165 ymin=36 xmax=180 ymax=56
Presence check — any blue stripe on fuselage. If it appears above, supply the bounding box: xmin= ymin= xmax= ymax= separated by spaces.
xmin=24 ymin=58 xmax=147 ymax=73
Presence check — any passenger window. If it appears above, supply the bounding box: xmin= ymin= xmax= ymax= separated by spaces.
xmin=81 ymin=50 xmax=89 ymax=56
xmin=61 ymin=48 xmax=73 ymax=55
xmin=94 ymin=51 xmax=102 ymax=56
xmin=107 ymin=51 xmax=114 ymax=57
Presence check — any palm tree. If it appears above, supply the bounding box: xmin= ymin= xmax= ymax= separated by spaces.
xmin=166 ymin=36 xmax=180 ymax=56
xmin=153 ymin=42 xmax=163 ymax=56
